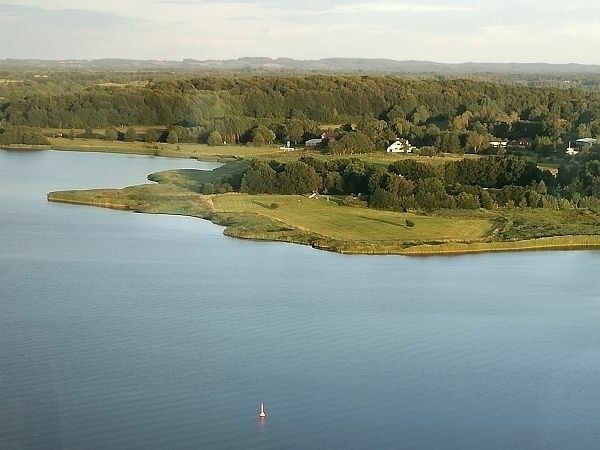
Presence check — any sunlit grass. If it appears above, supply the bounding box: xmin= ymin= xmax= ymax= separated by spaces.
xmin=212 ymin=194 xmax=492 ymax=242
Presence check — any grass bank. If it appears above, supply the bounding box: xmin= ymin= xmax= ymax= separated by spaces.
xmin=4 ymin=127 xmax=478 ymax=166
xmin=46 ymin=138 xmax=278 ymax=162
xmin=47 ymin=163 xmax=600 ymax=256
xmin=45 ymin=137 xmax=472 ymax=166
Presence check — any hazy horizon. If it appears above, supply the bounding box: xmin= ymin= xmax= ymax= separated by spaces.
xmin=3 ymin=56 xmax=600 ymax=66
xmin=1 ymin=1 xmax=598 ymax=64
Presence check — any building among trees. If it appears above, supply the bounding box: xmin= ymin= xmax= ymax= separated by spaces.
xmin=305 ymin=138 xmax=323 ymax=147
xmin=386 ymin=139 xmax=413 ymax=153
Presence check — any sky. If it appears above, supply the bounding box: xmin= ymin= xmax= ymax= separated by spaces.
xmin=0 ymin=0 xmax=599 ymax=63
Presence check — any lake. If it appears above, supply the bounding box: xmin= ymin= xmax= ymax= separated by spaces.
xmin=1 ymin=149 xmax=600 ymax=449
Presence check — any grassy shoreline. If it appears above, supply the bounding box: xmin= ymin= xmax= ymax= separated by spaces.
xmin=47 ymin=185 xmax=600 ymax=257
xmin=24 ymin=137 xmax=599 ymax=257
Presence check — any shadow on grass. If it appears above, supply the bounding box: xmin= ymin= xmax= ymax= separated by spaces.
xmin=252 ymin=200 xmax=273 ymax=209
xmin=356 ymin=214 xmax=408 ymax=228
xmin=151 ymin=160 xmax=250 ymax=191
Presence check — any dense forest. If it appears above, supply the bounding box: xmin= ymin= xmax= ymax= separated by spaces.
xmin=235 ymin=154 xmax=600 ymax=212
xmin=2 ymin=73 xmax=600 ymax=156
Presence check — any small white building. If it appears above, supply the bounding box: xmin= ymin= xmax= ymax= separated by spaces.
xmin=280 ymin=140 xmax=295 ymax=151
xmin=489 ymin=137 xmax=508 ymax=148
xmin=565 ymin=140 xmax=578 ymax=156
xmin=305 ymin=138 xmax=323 ymax=147
xmin=576 ymin=138 xmax=597 ymax=146
xmin=387 ymin=139 xmax=413 ymax=153
xmin=567 ymin=138 xmax=597 ymax=155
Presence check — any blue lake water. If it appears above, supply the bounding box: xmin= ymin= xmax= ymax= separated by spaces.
xmin=1 ymin=149 xmax=600 ymax=449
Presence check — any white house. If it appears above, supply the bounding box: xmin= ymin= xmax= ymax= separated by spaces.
xmin=387 ymin=139 xmax=413 ymax=153
xmin=305 ymin=138 xmax=323 ymax=147
xmin=567 ymin=138 xmax=597 ymax=155
xmin=576 ymin=137 xmax=597 ymax=146
xmin=489 ymin=137 xmax=508 ymax=148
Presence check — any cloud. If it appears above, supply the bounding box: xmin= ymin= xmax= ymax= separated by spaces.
xmin=1 ymin=0 xmax=600 ymax=63
xmin=0 ymin=3 xmax=132 ymax=27
xmin=0 ymin=3 xmax=140 ymax=59
xmin=327 ymin=2 xmax=473 ymax=14
xmin=159 ymin=0 xmax=472 ymax=13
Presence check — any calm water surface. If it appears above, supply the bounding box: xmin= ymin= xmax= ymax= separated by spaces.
xmin=1 ymin=149 xmax=600 ymax=449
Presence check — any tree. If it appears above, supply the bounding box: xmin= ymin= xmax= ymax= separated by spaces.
xmin=285 ymin=119 xmax=304 ymax=145
xmin=145 ymin=129 xmax=159 ymax=143
xmin=480 ymin=190 xmax=494 ymax=209
xmin=411 ymin=106 xmax=430 ymax=125
xmin=240 ymin=160 xmax=278 ymax=193
xmin=466 ymin=131 xmax=489 ymax=153
xmin=252 ymin=133 xmax=266 ymax=147
xmin=166 ymin=130 xmax=178 ymax=144
xmin=125 ymin=127 xmax=138 ymax=142
xmin=105 ymin=128 xmax=118 ymax=141
xmin=456 ymin=192 xmax=480 ymax=209
xmin=277 ymin=161 xmax=320 ymax=194
xmin=0 ymin=126 xmax=50 ymax=145
xmin=415 ymin=178 xmax=453 ymax=210
xmin=389 ymin=159 xmax=441 ymax=181
xmin=207 ymin=130 xmax=224 ymax=146
xmin=251 ymin=124 xmax=276 ymax=145
xmin=357 ymin=118 xmax=386 ymax=143
xmin=391 ymin=117 xmax=411 ymax=136
xmin=329 ymin=131 xmax=374 ymax=154
xmin=436 ymin=131 xmax=461 ymax=153
xmin=323 ymin=171 xmax=344 ymax=193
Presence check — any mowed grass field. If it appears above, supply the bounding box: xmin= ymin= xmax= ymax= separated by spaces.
xmin=47 ymin=137 xmax=281 ymax=160
xmin=211 ymin=193 xmax=494 ymax=242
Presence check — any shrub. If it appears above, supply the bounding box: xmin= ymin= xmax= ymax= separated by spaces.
xmin=405 ymin=219 xmax=415 ymax=228
xmin=125 ymin=127 xmax=138 ymax=142
xmin=145 ymin=129 xmax=159 ymax=143
xmin=342 ymin=196 xmax=367 ymax=207
xmin=201 ymin=183 xmax=215 ymax=194
xmin=207 ymin=130 xmax=224 ymax=146
xmin=252 ymin=133 xmax=266 ymax=147
xmin=104 ymin=128 xmax=118 ymax=141
xmin=166 ymin=130 xmax=178 ymax=144
xmin=269 ymin=202 xmax=279 ymax=209
xmin=416 ymin=146 xmax=437 ymax=157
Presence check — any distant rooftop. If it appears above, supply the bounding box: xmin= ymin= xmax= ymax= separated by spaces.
xmin=576 ymin=138 xmax=597 ymax=144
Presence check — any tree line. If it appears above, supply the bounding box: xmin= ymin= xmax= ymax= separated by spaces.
xmin=2 ymin=74 xmax=600 ymax=155
xmin=239 ymin=154 xmax=600 ymax=212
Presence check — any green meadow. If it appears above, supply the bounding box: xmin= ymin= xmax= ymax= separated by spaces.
xmin=47 ymin=162 xmax=600 ymax=256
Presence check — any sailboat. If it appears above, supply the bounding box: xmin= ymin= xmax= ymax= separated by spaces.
xmin=258 ymin=402 xmax=266 ymax=418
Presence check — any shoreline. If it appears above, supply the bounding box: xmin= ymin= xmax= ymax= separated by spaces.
xmin=47 ymin=192 xmax=600 ymax=257
xmin=1 ymin=143 xmax=234 ymax=162
xmin=30 ymin=142 xmax=600 ymax=257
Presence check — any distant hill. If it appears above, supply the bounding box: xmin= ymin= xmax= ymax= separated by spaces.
xmin=3 ymin=57 xmax=600 ymax=74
